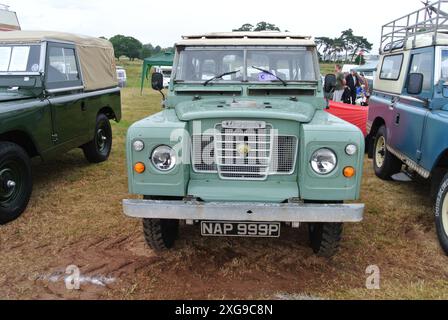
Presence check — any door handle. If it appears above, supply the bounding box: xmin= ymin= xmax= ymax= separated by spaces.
xmin=395 ymin=113 xmax=400 ymax=125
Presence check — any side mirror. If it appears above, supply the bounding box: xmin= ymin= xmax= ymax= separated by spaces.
xmin=151 ymin=72 xmax=164 ymax=91
xmin=324 ymin=74 xmax=336 ymax=94
xmin=407 ymin=73 xmax=424 ymax=95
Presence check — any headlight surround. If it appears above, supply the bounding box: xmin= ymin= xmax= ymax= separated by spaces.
xmin=133 ymin=140 xmax=145 ymax=152
xmin=310 ymin=148 xmax=337 ymax=175
xmin=151 ymin=145 xmax=177 ymax=171
xmin=345 ymin=144 xmax=358 ymax=156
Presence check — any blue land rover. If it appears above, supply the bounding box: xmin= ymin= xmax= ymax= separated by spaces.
xmin=367 ymin=0 xmax=448 ymax=255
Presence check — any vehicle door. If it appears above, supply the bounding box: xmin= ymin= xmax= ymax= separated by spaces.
xmin=388 ymin=48 xmax=432 ymax=163
xmin=45 ymin=42 xmax=87 ymax=148
xmin=369 ymin=54 xmax=404 ymax=140
xmin=419 ymin=47 xmax=448 ymax=171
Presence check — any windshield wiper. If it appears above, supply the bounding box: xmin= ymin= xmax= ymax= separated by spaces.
xmin=251 ymin=66 xmax=287 ymax=86
xmin=203 ymin=70 xmax=240 ymax=86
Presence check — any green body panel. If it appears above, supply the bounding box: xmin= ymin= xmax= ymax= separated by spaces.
xmin=299 ymin=110 xmax=365 ymax=201
xmin=126 ymin=89 xmax=364 ymax=203
xmin=127 ymin=43 xmax=363 ymax=205
xmin=0 ymin=88 xmax=121 ymax=160
xmin=188 ymin=180 xmax=299 ymax=202
xmin=127 ymin=109 xmax=190 ymax=196
xmin=175 ymin=99 xmax=315 ymax=122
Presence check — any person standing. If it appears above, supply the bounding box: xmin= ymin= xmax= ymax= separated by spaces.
xmin=346 ymin=70 xmax=361 ymax=105
xmin=333 ymin=64 xmax=346 ymax=102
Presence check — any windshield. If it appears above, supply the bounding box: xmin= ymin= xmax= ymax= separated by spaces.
xmin=175 ymin=47 xmax=317 ymax=83
xmin=0 ymin=45 xmax=41 ymax=73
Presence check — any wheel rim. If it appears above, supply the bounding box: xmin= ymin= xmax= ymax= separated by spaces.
xmin=96 ymin=128 xmax=108 ymax=152
xmin=442 ymin=192 xmax=448 ymax=237
xmin=0 ymin=160 xmax=23 ymax=208
xmin=375 ymin=135 xmax=386 ymax=168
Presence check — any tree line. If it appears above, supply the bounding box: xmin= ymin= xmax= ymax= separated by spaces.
xmin=104 ymin=25 xmax=373 ymax=64
xmin=102 ymin=35 xmax=173 ymax=61
xmin=316 ymin=29 xmax=373 ymax=64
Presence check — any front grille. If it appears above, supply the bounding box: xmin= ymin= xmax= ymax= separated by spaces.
xmin=270 ymin=136 xmax=297 ymax=174
xmin=216 ymin=124 xmax=272 ymax=180
xmin=192 ymin=122 xmax=298 ymax=180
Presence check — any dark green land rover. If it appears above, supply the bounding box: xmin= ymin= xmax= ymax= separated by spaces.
xmin=0 ymin=31 xmax=121 ymax=224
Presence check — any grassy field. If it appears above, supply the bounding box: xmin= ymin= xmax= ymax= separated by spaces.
xmin=0 ymin=61 xmax=447 ymax=300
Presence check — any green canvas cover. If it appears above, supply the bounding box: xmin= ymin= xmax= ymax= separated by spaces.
xmin=140 ymin=51 xmax=174 ymax=93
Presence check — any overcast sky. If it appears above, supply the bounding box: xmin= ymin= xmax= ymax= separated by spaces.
xmin=11 ymin=0 xmax=426 ymax=53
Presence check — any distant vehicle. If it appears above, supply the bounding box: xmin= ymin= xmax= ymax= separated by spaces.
xmin=0 ymin=4 xmax=20 ymax=31
xmin=354 ymin=61 xmax=379 ymax=91
xmin=116 ymin=66 xmax=127 ymax=88
xmin=342 ymin=64 xmax=358 ymax=73
xmin=367 ymin=0 xmax=448 ymax=255
xmin=0 ymin=31 xmax=121 ymax=224
xmin=155 ymin=66 xmax=172 ymax=88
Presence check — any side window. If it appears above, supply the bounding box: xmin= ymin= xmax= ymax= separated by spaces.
xmin=380 ymin=54 xmax=403 ymax=80
xmin=47 ymin=46 xmax=81 ymax=87
xmin=408 ymin=52 xmax=433 ymax=92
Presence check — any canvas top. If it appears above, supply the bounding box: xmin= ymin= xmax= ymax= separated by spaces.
xmin=0 ymin=31 xmax=118 ymax=91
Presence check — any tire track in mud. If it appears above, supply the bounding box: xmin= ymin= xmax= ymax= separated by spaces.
xmin=29 ymin=233 xmax=161 ymax=299
xmin=4 ymin=224 xmax=368 ymax=299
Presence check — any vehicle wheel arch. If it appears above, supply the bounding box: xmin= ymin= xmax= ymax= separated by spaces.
xmin=430 ymin=149 xmax=448 ymax=199
xmin=98 ymin=106 xmax=117 ymax=122
xmin=0 ymin=130 xmax=40 ymax=158
xmin=367 ymin=117 xmax=386 ymax=158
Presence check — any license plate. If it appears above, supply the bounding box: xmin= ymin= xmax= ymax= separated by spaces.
xmin=201 ymin=221 xmax=281 ymax=238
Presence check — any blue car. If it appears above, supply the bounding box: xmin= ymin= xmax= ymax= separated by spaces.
xmin=367 ymin=0 xmax=448 ymax=255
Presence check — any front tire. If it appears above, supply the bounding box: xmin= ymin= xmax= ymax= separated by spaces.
xmin=373 ymin=125 xmax=402 ymax=180
xmin=308 ymin=223 xmax=343 ymax=258
xmin=0 ymin=142 xmax=33 ymax=225
xmin=435 ymin=173 xmax=448 ymax=255
xmin=82 ymin=114 xmax=112 ymax=163
xmin=143 ymin=218 xmax=179 ymax=251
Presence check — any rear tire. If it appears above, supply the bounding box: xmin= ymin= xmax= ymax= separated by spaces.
xmin=308 ymin=222 xmax=343 ymax=258
xmin=373 ymin=125 xmax=402 ymax=180
xmin=82 ymin=114 xmax=112 ymax=163
xmin=143 ymin=218 xmax=179 ymax=251
xmin=0 ymin=142 xmax=32 ymax=225
xmin=435 ymin=173 xmax=448 ymax=255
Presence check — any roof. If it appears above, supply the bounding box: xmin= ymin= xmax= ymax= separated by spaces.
xmin=143 ymin=51 xmax=174 ymax=65
xmin=384 ymin=33 xmax=448 ymax=53
xmin=354 ymin=61 xmax=379 ymax=72
xmin=0 ymin=8 xmax=20 ymax=31
xmin=176 ymin=32 xmax=315 ymax=46
xmin=0 ymin=30 xmax=117 ymax=91
xmin=0 ymin=30 xmax=112 ymax=48
xmin=406 ymin=32 xmax=448 ymax=48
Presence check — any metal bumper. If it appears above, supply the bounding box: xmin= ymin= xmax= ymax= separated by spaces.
xmin=123 ymin=199 xmax=364 ymax=223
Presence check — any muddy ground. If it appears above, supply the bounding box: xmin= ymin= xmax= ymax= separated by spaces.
xmin=0 ymin=83 xmax=447 ymax=300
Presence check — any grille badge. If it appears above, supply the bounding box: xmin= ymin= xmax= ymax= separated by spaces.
xmin=236 ymin=143 xmax=252 ymax=156
xmin=221 ymin=120 xmax=266 ymax=129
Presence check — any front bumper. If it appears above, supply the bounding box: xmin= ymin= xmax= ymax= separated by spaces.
xmin=123 ymin=199 xmax=364 ymax=223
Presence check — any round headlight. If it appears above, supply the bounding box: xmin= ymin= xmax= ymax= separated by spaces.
xmin=151 ymin=146 xmax=176 ymax=171
xmin=133 ymin=140 xmax=145 ymax=152
xmin=345 ymin=144 xmax=358 ymax=156
xmin=311 ymin=148 xmax=337 ymax=175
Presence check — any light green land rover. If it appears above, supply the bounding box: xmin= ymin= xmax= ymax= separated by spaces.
xmin=123 ymin=32 xmax=365 ymax=257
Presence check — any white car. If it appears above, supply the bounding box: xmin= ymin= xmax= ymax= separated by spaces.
xmin=116 ymin=67 xmax=127 ymax=88
xmin=155 ymin=66 xmax=172 ymax=88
